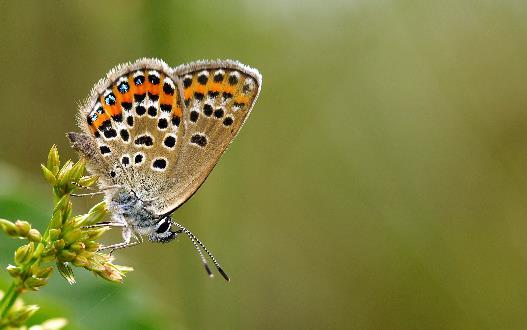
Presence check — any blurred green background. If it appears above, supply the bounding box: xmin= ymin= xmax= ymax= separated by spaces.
xmin=1 ymin=0 xmax=527 ymax=329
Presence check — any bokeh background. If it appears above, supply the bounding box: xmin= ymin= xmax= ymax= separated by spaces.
xmin=1 ymin=0 xmax=527 ymax=329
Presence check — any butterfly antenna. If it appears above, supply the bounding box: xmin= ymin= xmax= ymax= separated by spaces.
xmin=172 ymin=222 xmax=230 ymax=282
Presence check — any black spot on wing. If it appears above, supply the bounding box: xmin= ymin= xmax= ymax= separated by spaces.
xmin=197 ymin=74 xmax=208 ymax=85
xmin=103 ymin=128 xmax=117 ymax=139
xmin=120 ymin=129 xmax=129 ymax=142
xmin=100 ymin=146 xmax=111 ymax=154
xmin=190 ymin=134 xmax=207 ymax=147
xmin=136 ymin=106 xmax=146 ymax=116
xmin=148 ymin=92 xmax=159 ymax=102
xmin=153 ymin=158 xmax=167 ymax=169
xmin=160 ymin=104 xmax=172 ymax=112
xmin=134 ymin=93 xmax=146 ymax=102
xmin=148 ymin=74 xmax=160 ymax=85
xmin=134 ymin=135 xmax=153 ymax=146
xmin=158 ymin=118 xmax=168 ymax=129
xmin=203 ymin=104 xmax=213 ymax=116
xmin=164 ymin=136 xmax=176 ymax=148
xmin=163 ymin=82 xmax=175 ymax=95
xmin=190 ymin=111 xmax=199 ymax=122
xmin=147 ymin=106 xmax=157 ymax=117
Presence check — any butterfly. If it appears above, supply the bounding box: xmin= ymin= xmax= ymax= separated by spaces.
xmin=67 ymin=58 xmax=262 ymax=281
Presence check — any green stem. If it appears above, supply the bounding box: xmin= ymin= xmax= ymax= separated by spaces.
xmin=0 ymin=283 xmax=19 ymax=318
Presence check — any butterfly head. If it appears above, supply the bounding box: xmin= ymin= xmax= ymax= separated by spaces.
xmin=150 ymin=216 xmax=178 ymax=243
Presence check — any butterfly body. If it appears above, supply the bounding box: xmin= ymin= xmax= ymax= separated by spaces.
xmin=68 ymin=58 xmax=261 ymax=278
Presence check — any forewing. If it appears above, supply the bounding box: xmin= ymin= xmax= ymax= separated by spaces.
xmin=146 ymin=60 xmax=262 ymax=215
xmin=70 ymin=58 xmax=185 ymax=192
xmin=69 ymin=58 xmax=261 ymax=216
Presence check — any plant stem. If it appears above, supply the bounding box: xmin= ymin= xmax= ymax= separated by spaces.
xmin=0 ymin=283 xmax=19 ymax=318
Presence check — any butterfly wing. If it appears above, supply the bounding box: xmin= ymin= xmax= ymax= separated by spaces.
xmin=69 ymin=58 xmax=186 ymax=193
xmin=146 ymin=60 xmax=262 ymax=216
xmin=69 ymin=58 xmax=261 ymax=216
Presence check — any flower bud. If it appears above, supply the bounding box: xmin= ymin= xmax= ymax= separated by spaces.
xmin=53 ymin=239 xmax=65 ymax=251
xmin=84 ymin=241 xmax=100 ymax=252
xmin=0 ymin=218 xmax=19 ymax=236
xmin=35 ymin=266 xmax=53 ymax=279
xmin=56 ymin=160 xmax=73 ymax=186
xmin=41 ymin=164 xmax=57 ymax=185
xmin=15 ymin=220 xmax=31 ymax=236
xmin=68 ymin=158 xmax=87 ymax=183
xmin=47 ymin=145 xmax=60 ymax=176
xmin=15 ymin=220 xmax=31 ymax=237
xmin=69 ymin=242 xmax=85 ymax=252
xmin=73 ymin=255 xmax=89 ymax=267
xmin=27 ymin=228 xmax=42 ymax=243
xmin=48 ymin=229 xmax=61 ymax=240
xmin=15 ymin=243 xmax=34 ymax=265
xmin=24 ymin=277 xmax=48 ymax=290
xmin=63 ymin=229 xmax=82 ymax=244
xmin=58 ymin=250 xmax=76 ymax=262
xmin=6 ymin=265 xmax=22 ymax=278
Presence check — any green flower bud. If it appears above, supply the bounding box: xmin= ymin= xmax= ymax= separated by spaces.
xmin=24 ymin=277 xmax=48 ymax=290
xmin=68 ymin=158 xmax=86 ymax=183
xmin=35 ymin=266 xmax=53 ymax=279
xmin=6 ymin=265 xmax=22 ymax=278
xmin=84 ymin=241 xmax=100 ymax=252
xmin=41 ymin=164 xmax=57 ymax=186
xmin=73 ymin=255 xmax=89 ymax=267
xmin=58 ymin=250 xmax=76 ymax=262
xmin=53 ymin=239 xmax=65 ymax=251
xmin=63 ymin=229 xmax=82 ymax=244
xmin=27 ymin=228 xmax=42 ymax=243
xmin=41 ymin=254 xmax=56 ymax=263
xmin=49 ymin=229 xmax=61 ymax=240
xmin=56 ymin=160 xmax=73 ymax=186
xmin=15 ymin=220 xmax=31 ymax=236
xmin=0 ymin=218 xmax=18 ymax=237
xmin=15 ymin=243 xmax=34 ymax=265
xmin=47 ymin=145 xmax=60 ymax=176
xmin=69 ymin=242 xmax=85 ymax=252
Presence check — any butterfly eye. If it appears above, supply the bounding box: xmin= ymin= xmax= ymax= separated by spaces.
xmin=156 ymin=218 xmax=171 ymax=234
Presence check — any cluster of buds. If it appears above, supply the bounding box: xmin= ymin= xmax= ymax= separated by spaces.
xmin=39 ymin=145 xmax=133 ymax=284
xmin=0 ymin=146 xmax=132 ymax=329
xmin=0 ymin=145 xmax=133 ymax=328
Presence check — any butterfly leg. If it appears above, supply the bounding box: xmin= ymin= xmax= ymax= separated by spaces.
xmin=97 ymin=226 xmax=143 ymax=255
xmin=82 ymin=221 xmax=125 ymax=229
xmin=71 ymin=184 xmax=121 ymax=197
xmin=71 ymin=191 xmax=105 ymax=197
xmin=97 ymin=234 xmax=142 ymax=253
